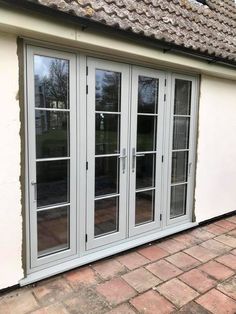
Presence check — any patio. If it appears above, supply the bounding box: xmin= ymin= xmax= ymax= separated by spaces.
xmin=0 ymin=215 xmax=236 ymax=314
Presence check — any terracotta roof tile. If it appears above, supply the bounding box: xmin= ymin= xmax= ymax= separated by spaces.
xmin=27 ymin=0 xmax=236 ymax=62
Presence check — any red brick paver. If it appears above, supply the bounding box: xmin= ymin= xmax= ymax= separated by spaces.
xmin=216 ymin=253 xmax=236 ymax=270
xmin=215 ymin=234 xmax=236 ymax=248
xmin=179 ymin=268 xmax=216 ymax=293
xmin=138 ymin=244 xmax=169 ymax=261
xmin=199 ymin=260 xmax=234 ymax=280
xmin=217 ymin=276 xmax=236 ymax=300
xmin=196 ymin=288 xmax=236 ymax=314
xmin=166 ymin=252 xmax=200 ymax=271
xmin=214 ymin=219 xmax=236 ymax=231
xmin=157 ymin=238 xmax=188 ymax=253
xmin=96 ymin=278 xmax=136 ymax=305
xmin=146 ymin=259 xmax=182 ymax=281
xmin=156 ymin=278 xmax=199 ymax=307
xmin=64 ymin=266 xmax=98 ymax=288
xmin=200 ymin=238 xmax=232 ymax=255
xmin=130 ymin=290 xmax=176 ymax=314
xmin=31 ymin=303 xmax=69 ymax=314
xmin=0 ymin=215 xmax=236 ymax=314
xmin=117 ymin=252 xmax=149 ymax=270
xmin=92 ymin=259 xmax=126 ymax=280
xmin=184 ymin=245 xmax=217 ymax=262
xmin=122 ymin=267 xmax=161 ymax=292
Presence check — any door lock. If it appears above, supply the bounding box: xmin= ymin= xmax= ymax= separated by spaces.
xmin=119 ymin=148 xmax=127 ymax=173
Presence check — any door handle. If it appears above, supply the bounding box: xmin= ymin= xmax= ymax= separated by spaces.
xmin=31 ymin=181 xmax=37 ymax=202
xmin=119 ymin=148 xmax=127 ymax=173
xmin=188 ymin=162 xmax=192 ymax=176
xmin=132 ymin=148 xmax=145 ymax=172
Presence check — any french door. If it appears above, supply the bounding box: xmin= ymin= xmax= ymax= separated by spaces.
xmin=27 ymin=46 xmax=77 ymax=267
xmin=26 ymin=47 xmax=198 ymax=269
xmin=128 ymin=67 xmax=165 ymax=236
xmin=86 ymin=60 xmax=166 ymax=249
xmin=86 ymin=58 xmax=130 ymax=249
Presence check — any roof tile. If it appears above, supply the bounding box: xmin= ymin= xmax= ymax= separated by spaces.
xmin=27 ymin=0 xmax=236 ymax=61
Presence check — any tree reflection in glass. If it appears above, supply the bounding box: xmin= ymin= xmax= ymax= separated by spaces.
xmin=34 ymin=55 xmax=69 ymax=109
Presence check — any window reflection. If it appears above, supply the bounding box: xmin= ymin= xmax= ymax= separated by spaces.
xmin=34 ymin=55 xmax=69 ymax=109
xmin=36 ymin=110 xmax=69 ymax=158
xmin=96 ymin=70 xmax=121 ymax=112
xmin=138 ymin=76 xmax=159 ymax=114
xmin=174 ymin=80 xmax=192 ymax=115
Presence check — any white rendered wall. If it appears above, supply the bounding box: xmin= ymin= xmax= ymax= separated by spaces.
xmin=195 ymin=75 xmax=236 ymax=222
xmin=0 ymin=32 xmax=23 ymax=289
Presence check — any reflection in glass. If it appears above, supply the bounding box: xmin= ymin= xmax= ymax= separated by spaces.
xmin=138 ymin=76 xmax=159 ymax=114
xmin=95 ymin=113 xmax=120 ymax=155
xmin=95 ymin=197 xmax=119 ymax=237
xmin=171 ymin=151 xmax=188 ymax=184
xmin=174 ymin=79 xmax=192 ymax=115
xmin=136 ymin=154 xmax=156 ymax=190
xmin=37 ymin=160 xmax=69 ymax=208
xmin=34 ymin=55 xmax=69 ymax=109
xmin=172 ymin=117 xmax=190 ymax=150
xmin=37 ymin=206 xmax=69 ymax=257
xmin=137 ymin=116 xmax=157 ymax=152
xmin=95 ymin=157 xmax=119 ymax=197
xmin=170 ymin=184 xmax=187 ymax=218
xmin=95 ymin=69 xmax=121 ymax=112
xmin=35 ymin=110 xmax=69 ymax=158
xmin=135 ymin=190 xmax=155 ymax=225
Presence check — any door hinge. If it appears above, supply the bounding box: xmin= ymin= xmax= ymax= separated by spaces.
xmin=160 ymin=213 xmax=162 ymax=221
xmin=86 ymin=66 xmax=88 ymax=76
xmin=165 ymin=79 xmax=167 ymax=86
xmin=86 ymin=161 xmax=88 ymax=170
xmin=164 ymin=94 xmax=166 ymax=102
xmin=85 ymin=234 xmax=88 ymax=242
xmin=86 ymin=85 xmax=88 ymax=94
xmin=161 ymin=155 xmax=164 ymax=163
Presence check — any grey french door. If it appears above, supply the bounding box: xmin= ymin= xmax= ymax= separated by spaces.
xmin=129 ymin=67 xmax=165 ymax=236
xmin=86 ymin=58 xmax=130 ymax=249
xmin=27 ymin=46 xmax=77 ymax=267
xmin=86 ymin=60 xmax=166 ymax=249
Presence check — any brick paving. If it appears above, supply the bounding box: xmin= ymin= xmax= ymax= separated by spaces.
xmin=0 ymin=215 xmax=236 ymax=314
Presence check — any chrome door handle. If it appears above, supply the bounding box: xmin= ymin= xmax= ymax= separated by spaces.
xmin=188 ymin=162 xmax=192 ymax=176
xmin=31 ymin=181 xmax=37 ymax=202
xmin=132 ymin=148 xmax=145 ymax=172
xmin=119 ymin=148 xmax=127 ymax=173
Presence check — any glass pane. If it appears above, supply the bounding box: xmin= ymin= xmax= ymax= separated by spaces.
xmin=36 ymin=110 xmax=69 ymax=159
xmin=135 ymin=190 xmax=155 ymax=225
xmin=37 ymin=160 xmax=69 ymax=208
xmin=138 ymin=76 xmax=159 ymax=114
xmin=95 ymin=113 xmax=120 ymax=155
xmin=37 ymin=206 xmax=69 ymax=257
xmin=170 ymin=184 xmax=187 ymax=219
xmin=136 ymin=154 xmax=156 ymax=190
xmin=171 ymin=151 xmax=188 ymax=184
xmin=173 ymin=117 xmax=190 ymax=150
xmin=95 ymin=197 xmax=119 ymax=237
xmin=174 ymin=79 xmax=192 ymax=115
xmin=34 ymin=55 xmax=69 ymax=109
xmin=95 ymin=157 xmax=119 ymax=197
xmin=137 ymin=116 xmax=157 ymax=152
xmin=95 ymin=69 xmax=121 ymax=112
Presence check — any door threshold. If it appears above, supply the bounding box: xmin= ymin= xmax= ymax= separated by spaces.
xmin=20 ymin=221 xmax=198 ymax=286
